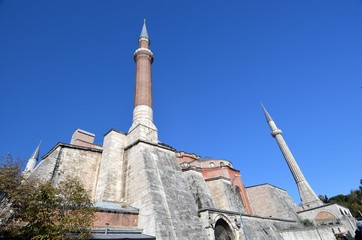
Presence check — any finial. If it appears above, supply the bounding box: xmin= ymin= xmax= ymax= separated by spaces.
xmin=260 ymin=101 xmax=273 ymax=122
xmin=140 ymin=19 xmax=149 ymax=40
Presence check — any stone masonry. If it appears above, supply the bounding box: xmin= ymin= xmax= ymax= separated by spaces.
xmin=123 ymin=141 xmax=209 ymax=239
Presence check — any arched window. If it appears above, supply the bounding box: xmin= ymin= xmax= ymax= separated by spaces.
xmin=220 ymin=162 xmax=225 ymax=167
xmin=209 ymin=162 xmax=215 ymax=168
xmin=214 ymin=218 xmax=234 ymax=240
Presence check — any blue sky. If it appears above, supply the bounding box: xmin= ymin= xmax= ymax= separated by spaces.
xmin=1 ymin=0 xmax=362 ymax=204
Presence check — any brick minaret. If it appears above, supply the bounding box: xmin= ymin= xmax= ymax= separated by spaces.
xmin=261 ymin=103 xmax=323 ymax=210
xmin=128 ymin=20 xmax=158 ymax=144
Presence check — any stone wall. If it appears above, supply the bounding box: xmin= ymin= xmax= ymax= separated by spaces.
xmin=182 ymin=170 xmax=215 ymax=209
xmin=206 ymin=178 xmax=245 ymax=213
xmin=297 ymin=203 xmax=356 ymax=236
xmin=243 ymin=215 xmax=336 ymax=240
xmin=51 ymin=146 xmax=101 ymax=199
xmin=246 ymin=184 xmax=300 ymax=221
xmin=31 ymin=144 xmax=102 ymax=199
xmin=95 ymin=130 xmax=126 ymax=202
xmin=31 ymin=145 xmax=61 ymax=182
xmin=123 ymin=141 xmax=208 ymax=239
xmin=279 ymin=227 xmax=336 ymax=240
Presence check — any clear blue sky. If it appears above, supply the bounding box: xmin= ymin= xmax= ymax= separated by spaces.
xmin=1 ymin=0 xmax=362 ymax=204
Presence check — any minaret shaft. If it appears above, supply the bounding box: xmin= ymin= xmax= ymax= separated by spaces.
xmin=261 ymin=103 xmax=322 ymax=210
xmin=128 ymin=21 xmax=158 ymax=144
xmin=274 ymin=134 xmax=305 ymax=183
xmin=134 ymin=40 xmax=153 ymax=108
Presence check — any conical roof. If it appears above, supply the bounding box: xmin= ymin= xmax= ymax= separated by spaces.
xmin=29 ymin=141 xmax=41 ymax=161
xmin=140 ymin=19 xmax=149 ymax=39
xmin=260 ymin=102 xmax=273 ymax=122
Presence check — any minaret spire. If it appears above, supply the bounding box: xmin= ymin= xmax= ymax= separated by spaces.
xmin=260 ymin=101 xmax=273 ymax=122
xmin=23 ymin=141 xmax=41 ymax=177
xmin=260 ymin=103 xmax=322 ymax=210
xmin=140 ymin=19 xmax=149 ymax=40
xmin=128 ymin=20 xmax=158 ymax=144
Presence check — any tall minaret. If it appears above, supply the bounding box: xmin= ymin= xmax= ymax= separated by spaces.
xmin=23 ymin=141 xmax=41 ymax=177
xmin=261 ymin=103 xmax=322 ymax=210
xmin=128 ymin=20 xmax=158 ymax=144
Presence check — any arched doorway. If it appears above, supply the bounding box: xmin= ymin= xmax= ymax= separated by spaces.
xmin=214 ymin=218 xmax=234 ymax=240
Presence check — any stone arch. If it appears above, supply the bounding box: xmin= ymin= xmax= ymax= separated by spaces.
xmin=214 ymin=218 xmax=235 ymax=240
xmin=315 ymin=211 xmax=337 ymax=224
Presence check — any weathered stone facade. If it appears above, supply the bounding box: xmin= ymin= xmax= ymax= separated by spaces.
xmin=298 ymin=203 xmax=356 ymax=236
xmin=246 ymin=184 xmax=300 ymax=221
xmin=23 ymin=21 xmax=357 ymax=240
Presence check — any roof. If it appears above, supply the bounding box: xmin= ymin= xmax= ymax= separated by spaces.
xmin=198 ymin=157 xmax=230 ymax=162
xmin=91 ymin=233 xmax=155 ymax=239
xmin=260 ymin=102 xmax=273 ymax=122
xmin=29 ymin=141 xmax=41 ymax=160
xmin=140 ymin=19 xmax=149 ymax=39
xmin=246 ymin=183 xmax=287 ymax=192
xmin=91 ymin=227 xmax=155 ymax=240
xmin=94 ymin=201 xmax=139 ymax=214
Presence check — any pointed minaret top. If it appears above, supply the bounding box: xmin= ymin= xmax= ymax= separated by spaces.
xmin=260 ymin=102 xmax=273 ymax=122
xmin=29 ymin=140 xmax=42 ymax=161
xmin=23 ymin=141 xmax=42 ymax=176
xmin=140 ymin=19 xmax=149 ymax=40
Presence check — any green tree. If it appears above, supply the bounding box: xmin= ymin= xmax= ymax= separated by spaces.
xmin=0 ymin=155 xmax=95 ymax=239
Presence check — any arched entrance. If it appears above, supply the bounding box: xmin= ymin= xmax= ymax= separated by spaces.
xmin=214 ymin=218 xmax=234 ymax=240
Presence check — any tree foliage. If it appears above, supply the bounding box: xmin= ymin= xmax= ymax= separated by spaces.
xmin=0 ymin=155 xmax=95 ymax=239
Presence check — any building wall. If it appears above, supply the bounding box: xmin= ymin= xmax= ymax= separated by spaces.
xmin=279 ymin=227 xmax=336 ymax=240
xmin=182 ymin=170 xmax=215 ymax=209
xmin=297 ymin=203 xmax=356 ymax=236
xmin=94 ymin=130 xmax=127 ymax=202
xmin=202 ymin=166 xmax=252 ymax=214
xmin=31 ymin=144 xmax=102 ymax=199
xmin=29 ymin=134 xmax=355 ymax=240
xmin=206 ymin=178 xmax=245 ymax=213
xmin=31 ymin=145 xmax=62 ymax=182
xmin=94 ymin=211 xmax=138 ymax=228
xmin=52 ymin=147 xmax=102 ymax=199
xmin=123 ymin=141 xmax=209 ymax=239
xmin=246 ymin=184 xmax=300 ymax=221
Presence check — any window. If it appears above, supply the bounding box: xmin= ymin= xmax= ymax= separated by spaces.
xmin=340 ymin=209 xmax=344 ymax=215
xmin=220 ymin=162 xmax=225 ymax=167
xmin=209 ymin=162 xmax=215 ymax=167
